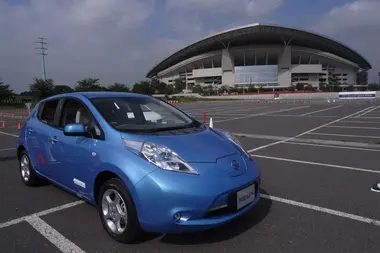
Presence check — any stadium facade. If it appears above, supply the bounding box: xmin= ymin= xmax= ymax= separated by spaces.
xmin=146 ymin=23 xmax=371 ymax=90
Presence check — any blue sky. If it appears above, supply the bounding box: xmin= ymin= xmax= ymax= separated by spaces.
xmin=1 ymin=0 xmax=379 ymax=92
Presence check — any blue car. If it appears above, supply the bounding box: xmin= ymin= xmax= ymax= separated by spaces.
xmin=17 ymin=92 xmax=261 ymax=243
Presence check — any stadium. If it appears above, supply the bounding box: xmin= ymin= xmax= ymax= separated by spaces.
xmin=146 ymin=23 xmax=371 ymax=91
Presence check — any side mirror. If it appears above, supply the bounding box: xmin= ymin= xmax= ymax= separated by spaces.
xmin=64 ymin=123 xmax=87 ymax=136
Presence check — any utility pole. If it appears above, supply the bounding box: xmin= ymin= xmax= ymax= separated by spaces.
xmin=35 ymin=37 xmax=48 ymax=80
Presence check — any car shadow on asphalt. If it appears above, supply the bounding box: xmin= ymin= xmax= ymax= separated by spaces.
xmin=133 ymin=188 xmax=272 ymax=245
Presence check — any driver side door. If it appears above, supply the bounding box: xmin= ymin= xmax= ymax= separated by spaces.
xmin=55 ymin=98 xmax=105 ymax=196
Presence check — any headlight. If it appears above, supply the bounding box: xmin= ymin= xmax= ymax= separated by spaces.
xmin=122 ymin=139 xmax=199 ymax=175
xmin=218 ymin=130 xmax=252 ymax=161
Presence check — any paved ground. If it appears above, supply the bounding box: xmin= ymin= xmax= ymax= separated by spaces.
xmin=1 ymin=99 xmax=380 ymax=253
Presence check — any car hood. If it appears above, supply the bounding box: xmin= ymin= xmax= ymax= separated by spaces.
xmin=120 ymin=127 xmax=239 ymax=163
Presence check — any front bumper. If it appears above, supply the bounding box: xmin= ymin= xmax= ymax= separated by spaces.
xmin=133 ymin=158 xmax=261 ymax=234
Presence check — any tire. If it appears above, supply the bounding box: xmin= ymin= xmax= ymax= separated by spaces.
xmin=97 ymin=178 xmax=142 ymax=243
xmin=19 ymin=150 xmax=42 ymax=186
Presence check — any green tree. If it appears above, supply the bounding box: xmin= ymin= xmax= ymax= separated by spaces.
xmin=173 ymin=78 xmax=186 ymax=93
xmin=107 ymin=82 xmax=130 ymax=92
xmin=53 ymin=85 xmax=74 ymax=95
xmin=29 ymin=77 xmax=55 ymax=99
xmin=192 ymin=84 xmax=202 ymax=94
xmin=132 ymin=81 xmax=154 ymax=94
xmin=75 ymin=78 xmax=105 ymax=91
xmin=150 ymin=78 xmax=168 ymax=94
xmin=0 ymin=80 xmax=15 ymax=101
xmin=368 ymin=82 xmax=379 ymax=91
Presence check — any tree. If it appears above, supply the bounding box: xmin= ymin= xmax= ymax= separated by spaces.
xmin=173 ymin=78 xmax=186 ymax=93
xmin=29 ymin=77 xmax=55 ymax=99
xmin=75 ymin=78 xmax=105 ymax=91
xmin=107 ymin=82 xmax=130 ymax=92
xmin=53 ymin=85 xmax=74 ymax=95
xmin=192 ymin=84 xmax=202 ymax=94
xmin=368 ymin=83 xmax=379 ymax=91
xmin=150 ymin=78 xmax=167 ymax=94
xmin=132 ymin=81 xmax=154 ymax=95
xmin=0 ymin=80 xmax=15 ymax=101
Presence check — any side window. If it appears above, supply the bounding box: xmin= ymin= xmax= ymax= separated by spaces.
xmin=39 ymin=99 xmax=60 ymax=126
xmin=60 ymin=99 xmax=103 ymax=140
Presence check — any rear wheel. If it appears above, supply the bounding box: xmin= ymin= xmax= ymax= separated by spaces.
xmin=19 ymin=150 xmax=42 ymax=186
xmin=97 ymin=178 xmax=142 ymax=243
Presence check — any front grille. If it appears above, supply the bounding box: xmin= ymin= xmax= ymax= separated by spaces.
xmin=204 ymin=181 xmax=259 ymax=218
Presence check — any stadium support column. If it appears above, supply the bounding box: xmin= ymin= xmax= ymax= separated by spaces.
xmin=278 ymin=45 xmax=292 ymax=88
xmin=221 ymin=49 xmax=234 ymax=87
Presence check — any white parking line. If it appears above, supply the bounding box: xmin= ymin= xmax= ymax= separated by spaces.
xmin=340 ymin=120 xmax=380 ymax=124
xmin=300 ymin=105 xmax=342 ymax=116
xmin=261 ymin=194 xmax=380 ymax=227
xmin=0 ymin=130 xmax=19 ymax=137
xmin=247 ymin=106 xmax=374 ymax=153
xmin=326 ymin=125 xmax=380 ymax=130
xmin=252 ymin=154 xmax=380 ymax=174
xmin=354 ymin=105 xmax=380 ymax=118
xmin=0 ymin=201 xmax=84 ymax=229
xmin=283 ymin=141 xmax=380 ymax=152
xmin=0 ymin=148 xmax=16 ymax=152
xmin=26 ymin=216 xmax=86 ymax=253
xmin=214 ymin=105 xmax=310 ymax=123
xmin=308 ymin=132 xmax=380 ymax=139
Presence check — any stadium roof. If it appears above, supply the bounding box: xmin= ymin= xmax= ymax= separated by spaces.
xmin=146 ymin=23 xmax=371 ymax=78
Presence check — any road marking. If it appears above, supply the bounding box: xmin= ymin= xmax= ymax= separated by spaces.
xmin=214 ymin=105 xmax=310 ymax=123
xmin=308 ymin=132 xmax=380 ymax=139
xmin=266 ymin=114 xmax=339 ymax=118
xmin=253 ymin=154 xmax=380 ymax=174
xmin=340 ymin=120 xmax=380 ymax=124
xmin=261 ymin=194 xmax=380 ymax=227
xmin=0 ymin=201 xmax=84 ymax=229
xmin=0 ymin=130 xmax=19 ymax=137
xmin=284 ymin=141 xmax=380 ymax=152
xmin=0 ymin=148 xmax=16 ymax=152
xmin=234 ymin=132 xmax=380 ymax=149
xmin=26 ymin=216 xmax=85 ymax=253
xmin=247 ymin=106 xmax=374 ymax=153
xmin=300 ymin=105 xmax=342 ymax=116
xmin=354 ymin=105 xmax=380 ymax=118
xmin=355 ymin=116 xmax=380 ymax=119
xmin=326 ymin=125 xmax=380 ymax=130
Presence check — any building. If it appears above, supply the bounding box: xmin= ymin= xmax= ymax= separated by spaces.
xmin=146 ymin=23 xmax=371 ymax=90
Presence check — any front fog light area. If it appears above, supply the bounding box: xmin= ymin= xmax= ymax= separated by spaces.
xmin=173 ymin=212 xmax=191 ymax=223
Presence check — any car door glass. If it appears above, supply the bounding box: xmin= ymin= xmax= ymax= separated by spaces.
xmin=61 ymin=99 xmax=103 ymax=140
xmin=39 ymin=99 xmax=59 ymax=125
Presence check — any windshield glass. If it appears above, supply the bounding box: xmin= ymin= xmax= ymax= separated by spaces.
xmin=90 ymin=96 xmax=199 ymax=133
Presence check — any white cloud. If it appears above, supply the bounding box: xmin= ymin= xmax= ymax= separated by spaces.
xmin=166 ymin=0 xmax=283 ymax=17
xmin=311 ymin=0 xmax=380 ymax=82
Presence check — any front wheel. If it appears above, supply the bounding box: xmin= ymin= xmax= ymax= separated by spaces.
xmin=97 ymin=178 xmax=142 ymax=243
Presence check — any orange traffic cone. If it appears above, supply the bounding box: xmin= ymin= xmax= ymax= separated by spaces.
xmin=1 ymin=121 xmax=5 ymax=128
xmin=17 ymin=123 xmax=21 ymax=130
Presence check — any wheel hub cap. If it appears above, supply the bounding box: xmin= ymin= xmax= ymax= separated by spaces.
xmin=101 ymin=189 xmax=128 ymax=234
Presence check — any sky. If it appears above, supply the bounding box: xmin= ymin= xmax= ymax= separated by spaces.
xmin=0 ymin=0 xmax=379 ymax=93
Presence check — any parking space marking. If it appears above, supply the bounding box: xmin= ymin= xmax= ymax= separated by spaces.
xmin=0 ymin=201 xmax=84 ymax=229
xmin=266 ymin=114 xmax=339 ymax=118
xmin=247 ymin=106 xmax=374 ymax=153
xmin=326 ymin=125 xmax=380 ymax=130
xmin=214 ymin=105 xmax=310 ymax=123
xmin=261 ymin=194 xmax=380 ymax=227
xmin=356 ymin=116 xmax=380 ymax=119
xmin=354 ymin=105 xmax=380 ymax=118
xmin=0 ymin=130 xmax=18 ymax=137
xmin=300 ymin=105 xmax=343 ymax=116
xmin=283 ymin=141 xmax=380 ymax=152
xmin=0 ymin=148 xmax=16 ymax=152
xmin=26 ymin=216 xmax=85 ymax=253
xmin=341 ymin=120 xmax=380 ymax=124
xmin=308 ymin=132 xmax=380 ymax=139
xmin=253 ymin=154 xmax=380 ymax=174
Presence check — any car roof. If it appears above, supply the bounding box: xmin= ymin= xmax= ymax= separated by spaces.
xmin=40 ymin=92 xmax=153 ymax=103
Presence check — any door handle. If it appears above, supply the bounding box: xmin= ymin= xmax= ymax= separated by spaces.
xmin=49 ymin=137 xmax=58 ymax=143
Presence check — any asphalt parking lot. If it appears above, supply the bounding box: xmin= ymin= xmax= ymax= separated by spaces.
xmin=2 ymin=98 xmax=380 ymax=253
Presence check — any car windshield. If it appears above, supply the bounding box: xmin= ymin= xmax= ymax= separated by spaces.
xmin=90 ymin=96 xmax=200 ymax=133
